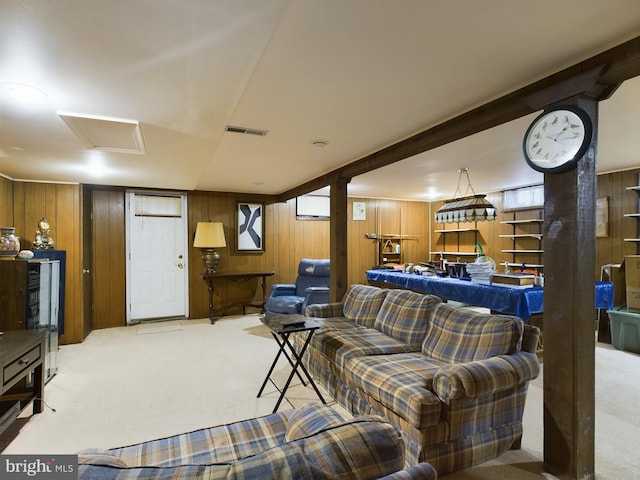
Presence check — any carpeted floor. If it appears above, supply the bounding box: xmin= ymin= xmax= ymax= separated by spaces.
xmin=2 ymin=314 xmax=639 ymax=479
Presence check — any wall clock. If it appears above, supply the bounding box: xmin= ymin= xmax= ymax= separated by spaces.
xmin=523 ymin=105 xmax=592 ymax=174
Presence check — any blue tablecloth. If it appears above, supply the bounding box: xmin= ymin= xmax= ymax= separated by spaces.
xmin=366 ymin=270 xmax=614 ymax=321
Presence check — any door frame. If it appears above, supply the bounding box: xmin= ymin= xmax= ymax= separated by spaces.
xmin=125 ymin=189 xmax=189 ymax=324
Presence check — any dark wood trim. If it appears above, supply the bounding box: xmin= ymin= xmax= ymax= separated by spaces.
xmin=542 ymin=96 xmax=598 ymax=477
xmin=278 ymin=36 xmax=640 ymax=202
xmin=329 ymin=178 xmax=349 ymax=302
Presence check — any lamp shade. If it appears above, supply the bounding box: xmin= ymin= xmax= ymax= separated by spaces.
xmin=193 ymin=222 xmax=226 ymax=248
xmin=434 ymin=194 xmax=497 ymax=223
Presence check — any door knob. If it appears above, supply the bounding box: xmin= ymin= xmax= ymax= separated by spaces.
xmin=178 ymin=255 xmax=183 ymax=259
xmin=177 ymin=263 xmax=184 ymax=269
xmin=83 ymin=269 xmax=90 ymax=274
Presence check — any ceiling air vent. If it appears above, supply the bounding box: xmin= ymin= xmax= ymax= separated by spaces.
xmin=224 ymin=125 xmax=269 ymax=136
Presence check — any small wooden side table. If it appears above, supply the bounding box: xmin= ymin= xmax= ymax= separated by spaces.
xmin=257 ymin=314 xmax=326 ymax=413
xmin=201 ymin=271 xmax=275 ymax=323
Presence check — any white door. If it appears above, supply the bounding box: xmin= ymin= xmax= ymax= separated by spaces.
xmin=126 ymin=192 xmax=188 ymax=323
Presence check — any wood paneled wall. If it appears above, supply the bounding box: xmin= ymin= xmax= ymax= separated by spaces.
xmin=9 ymin=182 xmax=83 ymax=345
xmin=347 ymin=197 xmax=431 ymax=283
xmin=91 ymin=187 xmax=126 ymax=330
xmin=2 ymin=169 xmax=635 ymax=344
xmin=596 ymin=168 xmax=640 ymax=305
xmin=0 ymin=176 xmax=13 ymax=227
xmin=188 ymin=191 xmax=279 ymax=319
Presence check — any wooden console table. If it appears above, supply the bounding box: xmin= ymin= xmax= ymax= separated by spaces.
xmin=201 ymin=272 xmax=275 ymax=323
xmin=0 ymin=330 xmax=46 ymax=437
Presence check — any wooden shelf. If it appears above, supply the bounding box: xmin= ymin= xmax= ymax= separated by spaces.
xmin=501 ymin=211 xmax=544 ymax=272
xmin=500 ymin=219 xmax=543 ymax=224
xmin=365 ymin=233 xmax=421 ymax=240
xmin=434 ymin=228 xmax=477 ymax=233
xmin=502 ymin=249 xmax=544 ymax=254
xmin=429 ymin=251 xmax=478 ymax=256
xmin=499 ymin=234 xmax=543 ymax=239
xmin=505 ymin=262 xmax=544 ymax=269
xmin=624 ymin=185 xmax=640 ymax=247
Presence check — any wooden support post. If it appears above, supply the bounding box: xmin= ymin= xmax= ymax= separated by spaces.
xmin=543 ymin=96 xmax=597 ymax=479
xmin=329 ymin=178 xmax=349 ymax=303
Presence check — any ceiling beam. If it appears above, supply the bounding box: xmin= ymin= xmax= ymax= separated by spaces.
xmin=278 ymin=36 xmax=640 ymax=202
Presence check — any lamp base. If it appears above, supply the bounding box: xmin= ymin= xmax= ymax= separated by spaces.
xmin=201 ymin=249 xmax=221 ymax=273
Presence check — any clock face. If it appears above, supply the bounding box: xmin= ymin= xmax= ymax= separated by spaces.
xmin=523 ymin=105 xmax=592 ymax=173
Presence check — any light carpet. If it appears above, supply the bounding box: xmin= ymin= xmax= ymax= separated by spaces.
xmin=2 ymin=314 xmax=639 ymax=479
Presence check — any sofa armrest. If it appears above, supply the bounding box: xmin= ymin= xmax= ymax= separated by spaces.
xmin=305 ymin=302 xmax=344 ymax=318
xmin=522 ymin=323 xmax=541 ymax=353
xmin=432 ymin=351 xmax=540 ymax=403
xmin=269 ymin=284 xmax=297 ymax=297
xmin=378 ymin=462 xmax=438 ymax=480
xmin=302 ymin=286 xmax=330 ymax=310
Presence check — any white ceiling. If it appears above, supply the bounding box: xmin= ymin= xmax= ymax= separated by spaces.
xmin=0 ymin=0 xmax=639 ymax=201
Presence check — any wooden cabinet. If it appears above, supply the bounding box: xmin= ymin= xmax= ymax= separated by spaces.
xmin=0 ymin=260 xmax=39 ymax=331
xmin=0 ymin=330 xmax=46 ymax=436
xmin=0 ymin=259 xmax=59 ymax=381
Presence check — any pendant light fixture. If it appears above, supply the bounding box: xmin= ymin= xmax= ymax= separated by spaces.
xmin=434 ymin=168 xmax=497 ymax=223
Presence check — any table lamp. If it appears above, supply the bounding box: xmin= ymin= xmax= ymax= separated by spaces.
xmin=193 ymin=222 xmax=226 ymax=273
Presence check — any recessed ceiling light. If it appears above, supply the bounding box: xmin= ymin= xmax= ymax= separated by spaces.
xmin=0 ymin=83 xmax=48 ymax=102
xmin=311 ymin=140 xmax=328 ymax=148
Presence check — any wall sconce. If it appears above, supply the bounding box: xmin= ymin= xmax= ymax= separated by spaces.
xmin=193 ymin=222 xmax=226 ymax=273
xmin=434 ymin=168 xmax=497 ymax=223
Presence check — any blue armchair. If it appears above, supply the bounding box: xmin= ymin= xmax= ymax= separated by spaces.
xmin=264 ymin=259 xmax=330 ymax=318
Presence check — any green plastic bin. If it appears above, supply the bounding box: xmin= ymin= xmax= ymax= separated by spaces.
xmin=607 ymin=305 xmax=640 ymax=354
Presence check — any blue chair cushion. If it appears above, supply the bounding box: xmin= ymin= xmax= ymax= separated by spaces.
xmin=265 ymin=259 xmax=330 ymax=317
xmin=295 ymin=259 xmax=330 ymax=297
xmin=265 ymin=296 xmax=304 ymax=315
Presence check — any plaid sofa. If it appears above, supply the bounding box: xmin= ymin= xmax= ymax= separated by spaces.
xmin=77 ymin=403 xmax=437 ymax=480
xmin=299 ymin=284 xmax=540 ymax=475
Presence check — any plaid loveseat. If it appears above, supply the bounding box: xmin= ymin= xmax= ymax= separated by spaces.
xmin=77 ymin=403 xmax=437 ymax=480
xmin=298 ymin=284 xmax=540 ymax=475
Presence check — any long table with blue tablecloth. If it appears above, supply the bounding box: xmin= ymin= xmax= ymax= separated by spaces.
xmin=366 ymin=270 xmax=614 ymax=322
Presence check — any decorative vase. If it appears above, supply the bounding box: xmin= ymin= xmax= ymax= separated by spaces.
xmin=0 ymin=227 xmax=20 ymax=257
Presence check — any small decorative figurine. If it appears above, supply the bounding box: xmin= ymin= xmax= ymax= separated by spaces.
xmin=0 ymin=227 xmax=20 ymax=256
xmin=33 ymin=218 xmax=55 ymax=250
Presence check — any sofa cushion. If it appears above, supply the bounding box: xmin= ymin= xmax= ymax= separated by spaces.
xmin=109 ymin=411 xmax=289 ymax=467
xmin=342 ymin=285 xmax=388 ymax=328
xmin=313 ymin=328 xmax=417 ymax=373
xmin=311 ymin=317 xmax=364 ymax=331
xmin=79 ymin=411 xmax=407 ymax=480
xmin=344 ymin=353 xmax=445 ymax=429
xmin=77 ymin=448 xmax=128 ymax=468
xmin=422 ymin=303 xmax=524 ymax=363
xmin=285 ymin=403 xmax=347 ymax=442
xmin=374 ymin=290 xmax=441 ymax=349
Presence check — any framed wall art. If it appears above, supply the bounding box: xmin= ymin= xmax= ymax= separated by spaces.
xmin=596 ymin=197 xmax=608 ymax=238
xmin=236 ymin=202 xmax=264 ymax=252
